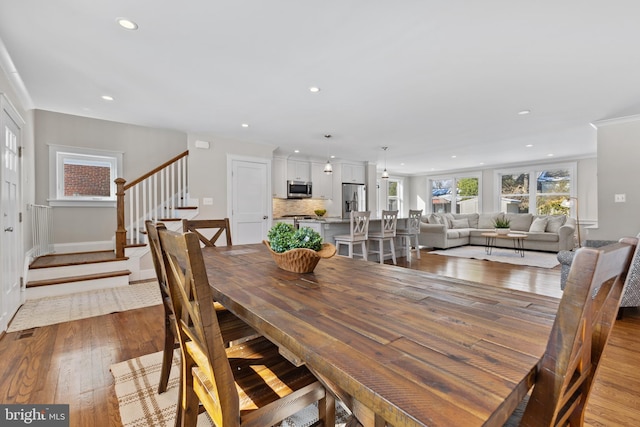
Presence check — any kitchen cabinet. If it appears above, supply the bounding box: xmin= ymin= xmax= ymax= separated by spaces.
xmin=272 ymin=157 xmax=287 ymax=198
xmin=342 ymin=163 xmax=365 ymax=184
xmin=287 ymin=159 xmax=310 ymax=182
xmin=311 ymin=162 xmax=333 ymax=200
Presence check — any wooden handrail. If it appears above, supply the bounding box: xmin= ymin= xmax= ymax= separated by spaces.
xmin=124 ymin=150 xmax=189 ymax=190
xmin=115 ymin=150 xmax=190 ymax=258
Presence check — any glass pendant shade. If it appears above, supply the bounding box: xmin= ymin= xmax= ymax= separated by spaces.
xmin=323 ymin=160 xmax=333 ymax=174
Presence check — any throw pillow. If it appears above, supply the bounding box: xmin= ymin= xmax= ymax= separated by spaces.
xmin=529 ymin=217 xmax=548 ymax=233
xmin=545 ymin=215 xmax=566 ymax=233
xmin=505 ymin=213 xmax=533 ymax=232
xmin=428 ymin=214 xmax=441 ymax=224
xmin=442 ymin=213 xmax=455 ymax=228
xmin=451 ymin=218 xmax=470 ymax=229
xmin=478 ymin=213 xmax=501 ymax=229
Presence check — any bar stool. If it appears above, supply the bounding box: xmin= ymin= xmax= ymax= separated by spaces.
xmin=396 ymin=209 xmax=422 ymax=261
xmin=368 ymin=210 xmax=398 ymax=264
xmin=334 ymin=211 xmax=371 ymax=260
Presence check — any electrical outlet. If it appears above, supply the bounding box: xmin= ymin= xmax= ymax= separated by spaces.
xmin=614 ymin=194 xmax=626 ymax=203
xmin=203 ymin=197 xmax=213 ymax=205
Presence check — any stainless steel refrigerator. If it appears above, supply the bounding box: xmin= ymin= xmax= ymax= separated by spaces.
xmin=342 ymin=183 xmax=366 ymax=218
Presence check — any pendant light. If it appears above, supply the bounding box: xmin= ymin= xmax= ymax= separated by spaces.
xmin=381 ymin=146 xmax=389 ymax=179
xmin=323 ymin=134 xmax=333 ymax=174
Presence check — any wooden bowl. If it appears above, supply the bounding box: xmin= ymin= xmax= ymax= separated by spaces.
xmin=263 ymin=240 xmax=336 ymax=273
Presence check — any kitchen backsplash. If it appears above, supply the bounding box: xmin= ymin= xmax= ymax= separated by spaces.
xmin=273 ymin=198 xmax=326 ymax=218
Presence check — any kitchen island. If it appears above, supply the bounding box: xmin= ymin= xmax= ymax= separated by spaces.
xmin=298 ymin=217 xmax=410 ymax=261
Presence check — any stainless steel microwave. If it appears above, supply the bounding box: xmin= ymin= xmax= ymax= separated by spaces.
xmin=287 ymin=180 xmax=312 ymax=198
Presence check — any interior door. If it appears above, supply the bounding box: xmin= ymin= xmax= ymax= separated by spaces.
xmin=229 ymin=157 xmax=270 ymax=244
xmin=1 ymin=97 xmax=23 ymax=332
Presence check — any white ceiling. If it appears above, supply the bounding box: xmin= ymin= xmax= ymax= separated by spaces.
xmin=1 ymin=1 xmax=639 ymax=175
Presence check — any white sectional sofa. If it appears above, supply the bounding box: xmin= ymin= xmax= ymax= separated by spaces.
xmin=419 ymin=212 xmax=576 ymax=252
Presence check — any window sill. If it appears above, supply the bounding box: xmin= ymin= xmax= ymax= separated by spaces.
xmin=47 ymin=199 xmax=116 ymax=208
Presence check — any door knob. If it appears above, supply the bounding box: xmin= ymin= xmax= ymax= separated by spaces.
xmin=263 ymin=216 xmax=268 ymax=220
xmin=4 ymin=227 xmax=13 ymax=232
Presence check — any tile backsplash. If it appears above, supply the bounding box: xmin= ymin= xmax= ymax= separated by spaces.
xmin=273 ymin=198 xmax=326 ymax=218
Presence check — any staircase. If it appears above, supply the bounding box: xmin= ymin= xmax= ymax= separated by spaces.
xmin=26 ymin=151 xmax=195 ymax=299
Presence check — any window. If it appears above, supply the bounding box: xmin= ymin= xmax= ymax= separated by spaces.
xmin=48 ymin=145 xmax=123 ymax=207
xmin=429 ymin=174 xmax=480 ymax=214
xmin=387 ymin=179 xmax=401 ymax=211
xmin=496 ymin=164 xmax=575 ymax=215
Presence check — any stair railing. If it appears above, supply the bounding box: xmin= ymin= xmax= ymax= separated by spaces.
xmin=30 ymin=204 xmax=54 ymax=257
xmin=115 ymin=150 xmax=189 ymax=258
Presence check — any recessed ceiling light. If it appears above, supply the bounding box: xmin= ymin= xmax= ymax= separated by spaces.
xmin=101 ymin=95 xmax=114 ymax=101
xmin=117 ymin=18 xmax=138 ymax=30
xmin=518 ymin=110 xmax=531 ymax=115
xmin=309 ymin=87 xmax=321 ymax=93
xmin=547 ymin=153 xmax=554 ymax=157
xmin=241 ymin=123 xmax=249 ymax=128
xmin=294 ymin=149 xmax=300 ymax=153
xmin=526 ymin=144 xmax=533 ymax=148
xmin=451 ymin=155 xmax=457 ymax=159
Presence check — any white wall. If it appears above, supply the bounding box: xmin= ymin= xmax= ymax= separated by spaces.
xmin=588 ymin=116 xmax=640 ymax=240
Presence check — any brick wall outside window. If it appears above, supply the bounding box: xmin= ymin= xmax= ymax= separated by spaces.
xmin=64 ymin=164 xmax=111 ymax=197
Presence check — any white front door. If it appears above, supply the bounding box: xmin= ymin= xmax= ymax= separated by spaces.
xmin=1 ymin=96 xmax=23 ymax=332
xmin=229 ymin=157 xmax=270 ymax=245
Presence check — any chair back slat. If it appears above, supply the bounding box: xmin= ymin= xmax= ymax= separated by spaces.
xmin=159 ymin=229 xmax=239 ymax=426
xmin=521 ymin=238 xmax=636 ymax=426
xmin=350 ymin=211 xmax=370 ymax=239
xmin=405 ymin=209 xmax=422 ymax=234
xmin=380 ymin=210 xmax=398 ymax=237
xmin=182 ymin=218 xmax=233 ymax=247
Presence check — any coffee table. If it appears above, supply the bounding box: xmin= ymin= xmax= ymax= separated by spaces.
xmin=482 ymin=232 xmax=528 ymax=257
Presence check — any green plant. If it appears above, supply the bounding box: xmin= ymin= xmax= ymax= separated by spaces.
xmin=267 ymin=223 xmax=323 ymax=253
xmin=493 ymin=217 xmax=511 ymax=229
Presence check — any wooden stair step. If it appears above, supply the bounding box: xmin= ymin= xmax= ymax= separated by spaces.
xmin=29 ymin=250 xmax=127 ymax=269
xmin=26 ymin=270 xmax=132 ymax=288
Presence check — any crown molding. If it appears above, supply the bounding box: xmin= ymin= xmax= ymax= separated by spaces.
xmin=591 ymin=113 xmax=640 ymax=128
xmin=0 ymin=37 xmax=33 ymax=110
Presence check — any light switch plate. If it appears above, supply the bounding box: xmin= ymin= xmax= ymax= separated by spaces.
xmin=614 ymin=194 xmax=626 ymax=203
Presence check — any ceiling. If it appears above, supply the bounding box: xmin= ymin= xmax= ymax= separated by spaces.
xmin=1 ymin=1 xmax=639 ymax=175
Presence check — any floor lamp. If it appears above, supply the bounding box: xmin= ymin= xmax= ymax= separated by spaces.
xmin=561 ymin=197 xmax=581 ymax=247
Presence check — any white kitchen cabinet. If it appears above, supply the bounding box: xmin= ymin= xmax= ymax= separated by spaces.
xmin=287 ymin=159 xmax=310 ymax=182
xmin=342 ymin=163 xmax=365 ymax=184
xmin=272 ymin=157 xmax=287 ymax=198
xmin=311 ymin=162 xmax=333 ymax=200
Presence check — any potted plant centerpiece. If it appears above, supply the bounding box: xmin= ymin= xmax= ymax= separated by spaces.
xmin=493 ymin=217 xmax=511 ymax=235
xmin=263 ymin=223 xmax=336 ymax=273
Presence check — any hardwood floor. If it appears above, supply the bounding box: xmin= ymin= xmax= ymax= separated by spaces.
xmin=0 ymin=249 xmax=638 ymax=426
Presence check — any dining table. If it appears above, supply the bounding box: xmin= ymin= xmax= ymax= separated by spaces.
xmin=201 ymin=243 xmax=559 ymax=427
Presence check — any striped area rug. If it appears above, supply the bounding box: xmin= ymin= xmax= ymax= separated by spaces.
xmin=7 ymin=281 xmax=162 ymax=332
xmin=110 ymin=350 xmax=351 ymax=427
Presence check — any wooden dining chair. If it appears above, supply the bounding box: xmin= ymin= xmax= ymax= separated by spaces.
xmin=334 ymin=211 xmax=371 ymax=261
xmin=145 ymin=220 xmax=257 ymax=395
xmin=396 ymin=209 xmax=422 ymax=261
xmin=503 ymin=237 xmax=637 ymax=426
xmin=182 ymin=218 xmax=232 ymax=247
xmin=158 ymin=228 xmax=336 ymax=427
xmin=368 ymin=210 xmax=398 ymax=264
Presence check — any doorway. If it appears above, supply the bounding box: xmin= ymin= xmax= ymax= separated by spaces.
xmin=1 ymin=95 xmax=24 ymax=332
xmin=228 ymin=156 xmax=271 ymax=244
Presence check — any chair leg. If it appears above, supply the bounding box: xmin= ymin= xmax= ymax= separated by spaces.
xmin=158 ymin=313 xmax=174 ymax=394
xmin=389 ymin=238 xmax=396 ymax=265
xmin=413 ymin=235 xmax=421 ymax=259
xmin=361 ymin=241 xmax=368 ymax=261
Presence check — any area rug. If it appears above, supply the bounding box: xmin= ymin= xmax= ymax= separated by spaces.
xmin=7 ymin=281 xmax=162 ymax=332
xmin=431 ymin=245 xmax=560 ymax=268
xmin=110 ymin=350 xmax=351 ymax=427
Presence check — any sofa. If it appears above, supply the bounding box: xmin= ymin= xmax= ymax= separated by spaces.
xmin=557 ymin=235 xmax=640 ymax=317
xmin=419 ymin=212 xmax=576 ymax=252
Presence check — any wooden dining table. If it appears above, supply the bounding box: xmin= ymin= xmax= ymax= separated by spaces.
xmin=201 ymin=243 xmax=559 ymax=427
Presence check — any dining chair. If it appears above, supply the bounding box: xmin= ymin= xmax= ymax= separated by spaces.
xmin=503 ymin=237 xmax=637 ymax=426
xmin=145 ymin=220 xmax=257 ymax=395
xmin=334 ymin=211 xmax=371 ymax=261
xmin=158 ymin=228 xmax=336 ymax=427
xmin=182 ymin=218 xmax=232 ymax=247
xmin=396 ymin=209 xmax=422 ymax=261
xmin=367 ymin=210 xmax=398 ymax=264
